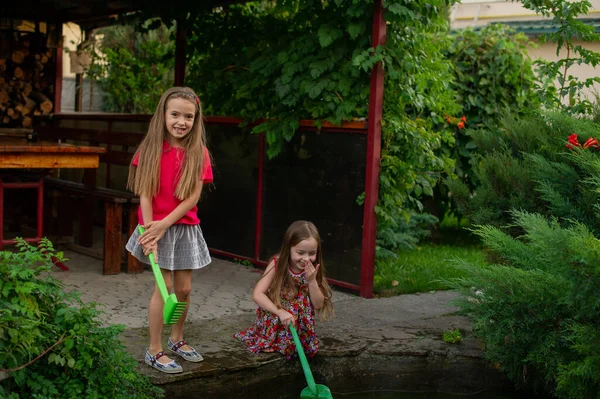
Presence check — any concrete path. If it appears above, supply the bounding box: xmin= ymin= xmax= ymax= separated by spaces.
xmin=51 ymin=250 xmax=508 ymax=398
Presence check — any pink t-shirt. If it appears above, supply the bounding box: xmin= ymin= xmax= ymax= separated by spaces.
xmin=133 ymin=141 xmax=213 ymax=225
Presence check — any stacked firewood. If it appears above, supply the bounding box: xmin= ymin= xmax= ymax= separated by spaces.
xmin=0 ymin=30 xmax=55 ymax=128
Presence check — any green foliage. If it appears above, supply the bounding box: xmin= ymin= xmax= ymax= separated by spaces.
xmin=90 ymin=20 xmax=175 ymax=113
xmin=185 ymin=0 xmax=372 ymax=157
xmin=442 ymin=329 xmax=462 ymax=344
xmin=447 ymin=111 xmax=600 ymax=234
xmin=520 ymin=0 xmax=600 ymax=114
xmin=374 ymin=219 xmax=486 ymax=295
xmin=0 ymin=239 xmax=162 ymax=399
xmin=183 ymin=0 xmax=459 ymax=256
xmin=371 ymin=0 xmax=460 ymax=257
xmin=447 ymin=211 xmax=600 ymax=397
xmin=443 ymin=24 xmax=539 ymax=192
xmin=447 ymin=24 xmax=538 ymax=131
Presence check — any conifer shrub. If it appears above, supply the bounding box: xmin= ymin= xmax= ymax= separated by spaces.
xmin=447 ymin=111 xmax=600 ymax=234
xmin=448 ymin=210 xmax=600 ymax=398
xmin=0 ymin=239 xmax=162 ymax=399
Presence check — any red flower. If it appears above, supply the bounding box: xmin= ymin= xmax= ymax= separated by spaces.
xmin=566 ymin=133 xmax=582 ymax=150
xmin=583 ymin=137 xmax=599 ymax=150
xmin=460 ymin=116 xmax=467 ymax=123
xmin=457 ymin=122 xmax=465 ymax=129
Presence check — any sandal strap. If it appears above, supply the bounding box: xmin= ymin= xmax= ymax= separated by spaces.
xmin=172 ymin=340 xmax=188 ymax=350
xmin=150 ymin=351 xmax=166 ymax=365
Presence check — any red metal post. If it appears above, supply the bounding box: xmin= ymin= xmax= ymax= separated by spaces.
xmin=174 ymin=20 xmax=186 ymax=87
xmin=359 ymin=0 xmax=386 ymax=298
xmin=254 ymin=133 xmax=265 ymax=261
xmin=54 ymin=23 xmax=63 ymax=113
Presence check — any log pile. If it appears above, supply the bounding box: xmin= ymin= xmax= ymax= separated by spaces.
xmin=0 ymin=27 xmax=56 ymax=128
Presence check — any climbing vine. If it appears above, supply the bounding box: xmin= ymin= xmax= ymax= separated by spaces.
xmin=181 ymin=0 xmax=458 ymax=256
xmin=104 ymin=0 xmax=458 ymax=258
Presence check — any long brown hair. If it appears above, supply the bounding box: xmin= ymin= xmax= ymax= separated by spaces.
xmin=127 ymin=87 xmax=207 ymax=200
xmin=267 ymin=221 xmax=334 ymax=321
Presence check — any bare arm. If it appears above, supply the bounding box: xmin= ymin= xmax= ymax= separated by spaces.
xmin=138 ymin=182 xmax=203 ymax=246
xmin=139 ymin=194 xmax=157 ymax=257
xmin=140 ymin=194 xmax=153 ymax=226
xmin=308 ymin=280 xmax=325 ymax=310
xmin=252 ymin=260 xmax=295 ymax=326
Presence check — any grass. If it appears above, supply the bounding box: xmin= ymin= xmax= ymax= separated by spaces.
xmin=374 ymin=214 xmax=488 ymax=296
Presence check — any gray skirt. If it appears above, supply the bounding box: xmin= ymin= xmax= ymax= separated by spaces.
xmin=126 ymin=224 xmax=211 ymax=271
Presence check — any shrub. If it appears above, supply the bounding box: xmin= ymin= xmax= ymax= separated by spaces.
xmin=0 ymin=239 xmax=162 ymax=399
xmin=447 ymin=210 xmax=600 ymax=397
xmin=447 ymin=111 xmax=600 ymax=234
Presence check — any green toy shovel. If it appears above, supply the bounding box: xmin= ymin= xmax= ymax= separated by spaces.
xmin=138 ymin=226 xmax=187 ymax=325
xmin=289 ymin=323 xmax=333 ymax=399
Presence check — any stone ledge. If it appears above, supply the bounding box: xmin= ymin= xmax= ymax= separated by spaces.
xmin=120 ymin=292 xmax=510 ymax=398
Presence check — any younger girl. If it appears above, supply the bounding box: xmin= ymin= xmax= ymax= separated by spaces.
xmin=235 ymin=221 xmax=334 ymax=359
xmin=126 ymin=87 xmax=213 ymax=374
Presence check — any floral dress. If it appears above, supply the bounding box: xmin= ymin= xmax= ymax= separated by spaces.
xmin=234 ymin=263 xmax=318 ymax=359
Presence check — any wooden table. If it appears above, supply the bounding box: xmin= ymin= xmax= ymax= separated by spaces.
xmin=0 ymin=138 xmax=105 ymax=169
xmin=0 ymin=138 xmax=106 ymax=269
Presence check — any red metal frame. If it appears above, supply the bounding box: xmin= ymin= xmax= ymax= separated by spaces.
xmin=0 ymin=176 xmax=69 ymax=271
xmin=359 ymin=0 xmax=386 ymax=298
xmin=0 ymin=177 xmax=44 ymax=248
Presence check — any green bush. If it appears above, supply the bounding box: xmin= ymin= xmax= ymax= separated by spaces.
xmin=0 ymin=239 xmax=162 ymax=399
xmin=440 ymin=24 xmax=538 ymax=208
xmin=447 ymin=210 xmax=600 ymax=398
xmin=90 ymin=20 xmax=175 ymax=113
xmin=447 ymin=111 xmax=600 ymax=234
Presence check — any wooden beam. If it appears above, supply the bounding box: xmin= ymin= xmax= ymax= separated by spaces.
xmin=0 ymin=154 xmax=100 ymax=168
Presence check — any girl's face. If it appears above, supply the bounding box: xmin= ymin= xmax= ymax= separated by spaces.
xmin=289 ymin=237 xmax=318 ymax=273
xmin=165 ymin=98 xmax=196 ymax=145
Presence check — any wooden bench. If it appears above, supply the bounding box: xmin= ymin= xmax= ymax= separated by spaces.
xmin=44 ymin=177 xmax=141 ymax=274
xmin=36 ymin=121 xmax=145 ymax=274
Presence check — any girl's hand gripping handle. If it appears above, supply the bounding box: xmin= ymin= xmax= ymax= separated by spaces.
xmin=138 ymin=226 xmax=169 ymax=303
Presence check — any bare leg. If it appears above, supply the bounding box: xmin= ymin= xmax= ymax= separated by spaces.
xmin=148 ymin=268 xmax=175 ymax=364
xmin=170 ymin=269 xmax=193 ymax=350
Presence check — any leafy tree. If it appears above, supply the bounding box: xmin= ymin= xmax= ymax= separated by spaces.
xmin=90 ymin=20 xmax=175 ymax=113
xmin=520 ymin=0 xmax=600 ymax=114
xmin=443 ymin=24 xmax=539 ymax=192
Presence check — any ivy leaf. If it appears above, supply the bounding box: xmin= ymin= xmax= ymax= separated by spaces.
xmin=347 ymin=23 xmax=364 ymax=39
xmin=276 ymin=83 xmax=290 ymax=99
xmin=318 ymin=26 xmax=342 ymax=48
xmin=308 ymin=83 xmax=323 ymax=99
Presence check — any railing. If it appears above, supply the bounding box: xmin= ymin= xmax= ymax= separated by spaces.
xmin=41 ymin=112 xmax=369 ymax=291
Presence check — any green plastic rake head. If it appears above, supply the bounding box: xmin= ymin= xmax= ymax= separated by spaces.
xmin=138 ymin=226 xmax=187 ymax=325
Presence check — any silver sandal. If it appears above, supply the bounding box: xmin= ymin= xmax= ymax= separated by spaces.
xmin=168 ymin=338 xmax=204 ymax=362
xmin=145 ymin=350 xmax=183 ymax=373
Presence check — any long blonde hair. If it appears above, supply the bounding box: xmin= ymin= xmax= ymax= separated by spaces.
xmin=127 ymin=87 xmax=207 ymax=200
xmin=267 ymin=221 xmax=334 ymax=321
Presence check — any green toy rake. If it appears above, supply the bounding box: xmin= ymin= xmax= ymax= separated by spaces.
xmin=289 ymin=323 xmax=333 ymax=399
xmin=138 ymin=226 xmax=187 ymax=325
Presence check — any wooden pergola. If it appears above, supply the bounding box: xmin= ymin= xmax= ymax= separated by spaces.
xmin=3 ymin=0 xmax=386 ymax=298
